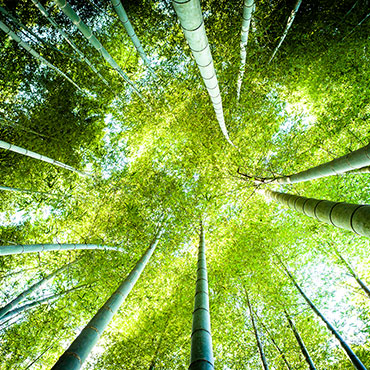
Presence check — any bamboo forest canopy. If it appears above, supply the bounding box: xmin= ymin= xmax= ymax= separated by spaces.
xmin=0 ymin=0 xmax=370 ymax=368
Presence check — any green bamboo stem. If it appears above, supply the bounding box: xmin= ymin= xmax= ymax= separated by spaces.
xmin=0 ymin=6 xmax=78 ymax=62
xmin=268 ymin=0 xmax=302 ymax=63
xmin=0 ymin=185 xmax=57 ymax=197
xmin=189 ymin=222 xmax=214 ymax=369
xmin=51 ymin=233 xmax=161 ymax=370
xmin=0 ymin=285 xmax=88 ymax=324
xmin=348 ymin=166 xmax=370 ymax=174
xmin=31 ymin=0 xmax=109 ymax=86
xmin=236 ymin=0 xmax=254 ymax=100
xmin=0 ymin=243 xmax=125 ymax=256
xmin=0 ymin=20 xmax=81 ymax=90
xmin=110 ymin=0 xmax=154 ymax=74
xmin=270 ymin=144 xmax=370 ymax=184
xmin=0 ymin=140 xmax=90 ymax=177
xmin=172 ymin=0 xmax=234 ymax=147
xmin=246 ymin=293 xmax=269 ymax=370
xmin=0 ymin=260 xmax=76 ymax=319
xmin=333 ymin=250 xmax=370 ymax=299
xmin=285 ymin=312 xmax=317 ymax=370
xmin=260 ymin=188 xmax=370 ymax=238
xmin=255 ymin=313 xmax=293 ymax=370
xmin=284 ymin=267 xmax=367 ymax=370
xmin=54 ymin=0 xmax=143 ymax=99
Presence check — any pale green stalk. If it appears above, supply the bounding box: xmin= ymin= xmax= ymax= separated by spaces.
xmin=31 ymin=0 xmax=109 ymax=86
xmin=0 ymin=260 xmax=76 ymax=319
xmin=0 ymin=140 xmax=90 ymax=177
xmin=111 ymin=0 xmax=154 ymax=74
xmin=172 ymin=0 xmax=234 ymax=147
xmin=54 ymin=0 xmax=143 ymax=99
xmin=0 ymin=243 xmax=125 ymax=256
xmin=236 ymin=0 xmax=254 ymax=100
xmin=51 ymin=234 xmax=161 ymax=370
xmin=0 ymin=20 xmax=81 ymax=90
xmin=0 ymin=185 xmax=56 ymax=197
xmin=269 ymin=144 xmax=370 ymax=184
xmin=189 ymin=223 xmax=214 ymax=369
xmin=268 ymin=0 xmax=302 ymax=63
xmin=260 ymin=188 xmax=370 ymax=238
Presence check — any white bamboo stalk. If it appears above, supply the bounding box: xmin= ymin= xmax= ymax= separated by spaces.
xmin=172 ymin=0 xmax=234 ymax=147
xmin=31 ymin=0 xmax=109 ymax=86
xmin=0 ymin=20 xmax=81 ymax=90
xmin=268 ymin=0 xmax=302 ymax=64
xmin=0 ymin=140 xmax=91 ymax=177
xmin=236 ymin=0 xmax=254 ymax=100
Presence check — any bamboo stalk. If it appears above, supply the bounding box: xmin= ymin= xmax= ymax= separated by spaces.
xmin=172 ymin=0 xmax=234 ymax=147
xmin=0 ymin=20 xmax=81 ymax=90
xmin=51 ymin=233 xmax=161 ymax=370
xmin=0 ymin=140 xmax=90 ymax=177
xmin=260 ymin=188 xmax=370 ymax=238
xmin=189 ymin=222 xmax=214 ymax=369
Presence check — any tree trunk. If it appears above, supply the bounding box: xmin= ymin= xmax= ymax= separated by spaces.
xmin=268 ymin=0 xmax=302 ymax=63
xmin=172 ymin=0 xmax=234 ymax=147
xmin=189 ymin=222 xmax=214 ymax=370
xmin=55 ymin=0 xmax=143 ymax=100
xmin=31 ymin=0 xmax=109 ymax=86
xmin=236 ymin=0 xmax=254 ymax=100
xmin=0 ymin=243 xmax=125 ymax=256
xmin=0 ymin=185 xmax=57 ymax=197
xmin=245 ymin=292 xmax=269 ymax=370
xmin=111 ymin=0 xmax=154 ymax=75
xmin=266 ymin=144 xmax=370 ymax=184
xmin=283 ymin=265 xmax=367 ymax=370
xmin=260 ymin=188 xmax=370 ymax=238
xmin=255 ymin=313 xmax=293 ymax=370
xmin=51 ymin=233 xmax=161 ymax=370
xmin=333 ymin=249 xmax=370 ymax=299
xmin=0 ymin=20 xmax=81 ymax=90
xmin=285 ymin=311 xmax=317 ymax=370
xmin=0 ymin=260 xmax=76 ymax=319
xmin=0 ymin=140 xmax=90 ymax=177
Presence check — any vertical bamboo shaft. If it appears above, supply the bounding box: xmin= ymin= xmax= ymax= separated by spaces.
xmin=272 ymin=144 xmax=370 ymax=184
xmin=261 ymin=189 xmax=370 ymax=238
xmin=0 ymin=140 xmax=90 ymax=177
xmin=52 ymin=234 xmax=161 ymax=370
xmin=172 ymin=0 xmax=234 ymax=147
xmin=189 ymin=223 xmax=214 ymax=369
xmin=0 ymin=243 xmax=125 ymax=256
xmin=285 ymin=313 xmax=317 ymax=370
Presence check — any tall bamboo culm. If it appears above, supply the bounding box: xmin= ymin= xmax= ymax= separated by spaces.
xmin=189 ymin=222 xmax=214 ymax=369
xmin=268 ymin=144 xmax=370 ymax=184
xmin=52 ymin=234 xmax=161 ymax=370
xmin=260 ymin=189 xmax=370 ymax=238
xmin=0 ymin=243 xmax=125 ymax=256
xmin=172 ymin=0 xmax=234 ymax=147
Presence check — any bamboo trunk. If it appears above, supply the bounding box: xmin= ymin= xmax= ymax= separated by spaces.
xmin=260 ymin=188 xmax=370 ymax=238
xmin=0 ymin=185 xmax=56 ymax=197
xmin=52 ymin=233 xmax=161 ymax=370
xmin=189 ymin=222 xmax=214 ymax=369
xmin=172 ymin=0 xmax=234 ymax=147
xmin=269 ymin=144 xmax=370 ymax=184
xmin=268 ymin=0 xmax=302 ymax=63
xmin=0 ymin=20 xmax=81 ymax=90
xmin=31 ymin=0 xmax=109 ymax=86
xmin=0 ymin=140 xmax=90 ymax=177
xmin=55 ymin=0 xmax=143 ymax=100
xmin=246 ymin=293 xmax=269 ymax=370
xmin=0 ymin=243 xmax=125 ymax=256
xmin=284 ymin=266 xmax=367 ymax=370
xmin=111 ymin=0 xmax=154 ymax=74
xmin=285 ymin=312 xmax=317 ymax=370
xmin=0 ymin=260 xmax=76 ymax=319
xmin=236 ymin=0 xmax=254 ymax=100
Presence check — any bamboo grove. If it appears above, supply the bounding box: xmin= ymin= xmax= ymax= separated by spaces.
xmin=0 ymin=0 xmax=370 ymax=369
